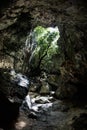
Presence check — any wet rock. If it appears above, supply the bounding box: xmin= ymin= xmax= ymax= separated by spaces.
xmin=52 ymin=100 xmax=69 ymax=112
xmin=32 ymin=96 xmax=54 ymax=104
xmin=0 ymin=68 xmax=30 ymax=129
xmin=9 ymin=69 xmax=30 ymax=103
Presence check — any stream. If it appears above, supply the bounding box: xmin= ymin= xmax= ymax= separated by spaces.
xmin=15 ymin=92 xmax=87 ymax=130
xmin=0 ymin=69 xmax=87 ymax=130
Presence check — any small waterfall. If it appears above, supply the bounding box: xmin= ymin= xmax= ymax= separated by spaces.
xmin=24 ymin=31 xmax=37 ymax=63
xmin=22 ymin=31 xmax=37 ymax=72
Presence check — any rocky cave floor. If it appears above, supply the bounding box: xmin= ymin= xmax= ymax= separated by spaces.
xmin=0 ymin=69 xmax=87 ymax=130
xmin=14 ymin=92 xmax=87 ymax=130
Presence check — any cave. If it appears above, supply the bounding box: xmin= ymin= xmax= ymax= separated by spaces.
xmin=0 ymin=0 xmax=87 ymax=130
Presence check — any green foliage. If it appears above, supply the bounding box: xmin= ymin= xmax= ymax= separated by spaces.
xmin=24 ymin=26 xmax=60 ymax=71
xmin=33 ymin=26 xmax=60 ymax=63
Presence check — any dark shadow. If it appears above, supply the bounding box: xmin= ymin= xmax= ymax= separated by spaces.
xmin=0 ymin=91 xmax=19 ymax=130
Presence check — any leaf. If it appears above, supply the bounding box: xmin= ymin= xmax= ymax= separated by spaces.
xmin=24 ymin=26 xmax=60 ymax=70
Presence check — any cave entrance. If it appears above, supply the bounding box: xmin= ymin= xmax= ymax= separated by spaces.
xmin=22 ymin=26 xmax=60 ymax=76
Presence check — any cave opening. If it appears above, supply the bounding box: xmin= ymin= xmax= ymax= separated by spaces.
xmin=0 ymin=0 xmax=87 ymax=130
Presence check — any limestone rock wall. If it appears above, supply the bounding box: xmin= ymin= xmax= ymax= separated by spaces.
xmin=0 ymin=0 xmax=87 ymax=99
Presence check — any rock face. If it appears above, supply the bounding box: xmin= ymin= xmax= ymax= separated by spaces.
xmin=0 ymin=68 xmax=30 ymax=130
xmin=0 ymin=0 xmax=87 ymax=129
xmin=0 ymin=69 xmax=29 ymax=103
xmin=0 ymin=0 xmax=87 ymax=100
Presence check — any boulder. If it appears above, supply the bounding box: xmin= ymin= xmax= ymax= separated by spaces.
xmin=0 ymin=68 xmax=30 ymax=129
xmin=40 ymin=81 xmax=51 ymax=95
xmin=55 ymin=84 xmax=77 ymax=99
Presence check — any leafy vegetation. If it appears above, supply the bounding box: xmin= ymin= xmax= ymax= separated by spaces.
xmin=23 ymin=26 xmax=60 ymax=75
